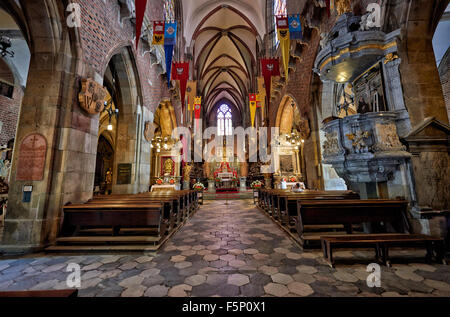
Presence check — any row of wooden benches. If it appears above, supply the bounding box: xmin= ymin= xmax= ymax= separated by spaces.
xmin=61 ymin=190 xmax=199 ymax=243
xmin=256 ymin=189 xmax=446 ymax=267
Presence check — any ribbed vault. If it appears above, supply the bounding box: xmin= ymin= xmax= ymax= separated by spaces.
xmin=183 ymin=1 xmax=265 ymax=125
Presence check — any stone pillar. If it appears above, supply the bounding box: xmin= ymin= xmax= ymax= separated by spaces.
xmin=1 ymin=39 xmax=81 ymax=253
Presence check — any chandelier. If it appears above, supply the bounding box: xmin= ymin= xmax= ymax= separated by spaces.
xmin=150 ymin=135 xmax=178 ymax=153
xmin=285 ymin=129 xmax=305 ymax=150
xmin=0 ymin=36 xmax=14 ymax=58
xmin=102 ymin=99 xmax=119 ymax=131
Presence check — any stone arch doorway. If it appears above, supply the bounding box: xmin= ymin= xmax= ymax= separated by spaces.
xmin=101 ymin=46 xmax=149 ymax=195
xmin=94 ymin=134 xmax=114 ymax=195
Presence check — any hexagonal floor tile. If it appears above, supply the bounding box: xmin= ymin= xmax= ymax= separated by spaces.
xmin=259 ymin=265 xmax=279 ymax=275
xmin=287 ymin=282 xmax=314 ymax=296
xmin=185 ymin=274 xmax=207 ymax=286
xmin=271 ymin=273 xmax=294 ymax=285
xmin=203 ymin=254 xmax=219 ymax=262
xmin=264 ymin=283 xmax=289 ymax=297
xmin=227 ymin=274 xmax=250 ymax=286
xmin=170 ymin=255 xmax=186 ymax=263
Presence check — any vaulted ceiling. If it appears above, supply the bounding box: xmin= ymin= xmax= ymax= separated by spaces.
xmin=182 ymin=0 xmax=265 ymax=123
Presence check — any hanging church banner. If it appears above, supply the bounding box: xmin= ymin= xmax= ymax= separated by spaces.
xmin=165 ymin=45 xmax=174 ymax=88
xmin=249 ymin=93 xmax=257 ymax=127
xmin=171 ymin=62 xmax=189 ymax=112
xmin=186 ymin=81 xmax=197 ymax=112
xmin=194 ymin=97 xmax=202 ymax=131
xmin=135 ymin=0 xmax=148 ymax=49
xmin=152 ymin=21 xmax=165 ymax=45
xmin=276 ymin=16 xmax=290 ymax=84
xmin=288 ymin=15 xmax=302 ymax=40
xmin=257 ymin=77 xmax=266 ymax=115
xmin=164 ymin=21 xmax=177 ymax=46
xmin=261 ymin=58 xmax=280 ymax=105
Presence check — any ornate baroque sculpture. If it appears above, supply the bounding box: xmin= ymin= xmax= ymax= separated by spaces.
xmin=336 ymin=0 xmax=352 ymax=16
xmin=163 ymin=158 xmax=174 ymax=175
xmin=323 ymin=132 xmax=341 ymax=157
xmin=372 ymin=123 xmax=406 ymax=152
xmin=183 ymin=163 xmax=192 ymax=182
xmin=346 ymin=130 xmax=371 ymax=153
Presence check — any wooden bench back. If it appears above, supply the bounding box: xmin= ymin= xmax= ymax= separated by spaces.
xmin=297 ymin=199 xmax=409 ymax=226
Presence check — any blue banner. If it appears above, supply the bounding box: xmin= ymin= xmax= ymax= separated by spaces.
xmin=165 ymin=45 xmax=174 ymax=88
xmin=288 ymin=15 xmax=302 ymax=40
xmin=164 ymin=21 xmax=177 ymax=46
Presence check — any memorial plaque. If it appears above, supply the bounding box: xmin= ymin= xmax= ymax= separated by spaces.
xmin=16 ymin=134 xmax=47 ymax=181
xmin=117 ymin=163 xmax=132 ymax=185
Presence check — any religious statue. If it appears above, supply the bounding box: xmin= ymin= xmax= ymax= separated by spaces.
xmin=0 ymin=160 xmax=11 ymax=183
xmin=105 ymin=168 xmax=112 ymax=194
xmin=163 ymin=158 xmax=174 ymax=175
xmin=183 ymin=163 xmax=192 ymax=182
xmin=336 ymin=0 xmax=352 ymax=16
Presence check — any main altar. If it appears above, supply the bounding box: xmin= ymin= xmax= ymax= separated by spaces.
xmin=214 ymin=162 xmax=238 ymax=192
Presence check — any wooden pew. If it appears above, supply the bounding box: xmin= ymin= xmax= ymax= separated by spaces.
xmin=277 ymin=190 xmax=360 ymax=228
xmin=0 ymin=289 xmax=78 ymax=297
xmin=91 ymin=194 xmax=182 ymax=229
xmin=88 ymin=198 xmax=177 ymax=232
xmin=296 ymin=199 xmax=410 ymax=243
xmin=320 ymin=233 xmax=446 ymax=267
xmin=61 ymin=202 xmax=167 ymax=242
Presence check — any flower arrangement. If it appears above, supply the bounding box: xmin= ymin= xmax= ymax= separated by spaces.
xmin=289 ymin=176 xmax=297 ymax=182
xmin=193 ymin=182 xmax=205 ymax=191
xmin=169 ymin=178 xmax=175 ymax=185
xmin=215 ymin=177 xmax=221 ymax=182
xmin=156 ymin=178 xmax=163 ymax=185
xmin=251 ymin=180 xmax=263 ymax=189
xmin=281 ymin=177 xmax=287 ymax=182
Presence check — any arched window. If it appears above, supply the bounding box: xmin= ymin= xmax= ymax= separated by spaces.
xmin=164 ymin=0 xmax=175 ymax=21
xmin=274 ymin=0 xmax=287 ymax=47
xmin=217 ymin=104 xmax=232 ymax=136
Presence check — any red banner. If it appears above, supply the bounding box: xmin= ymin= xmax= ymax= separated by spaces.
xmin=135 ymin=0 xmax=148 ymax=49
xmin=172 ymin=62 xmax=189 ymax=112
xmin=261 ymin=58 xmax=280 ymax=105
xmin=276 ymin=16 xmax=289 ymax=30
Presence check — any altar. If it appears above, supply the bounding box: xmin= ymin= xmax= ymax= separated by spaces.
xmin=151 ymin=184 xmax=177 ymax=192
xmin=214 ymin=162 xmax=238 ymax=192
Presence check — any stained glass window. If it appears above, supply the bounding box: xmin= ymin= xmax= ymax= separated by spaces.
xmin=164 ymin=0 xmax=175 ymax=22
xmin=274 ymin=0 xmax=287 ymax=46
xmin=218 ymin=104 xmax=232 ymax=136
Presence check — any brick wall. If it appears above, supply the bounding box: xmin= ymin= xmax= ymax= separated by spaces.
xmin=0 ymin=87 xmax=23 ymax=145
xmin=74 ymin=0 xmax=175 ymax=114
xmin=439 ymin=49 xmax=450 ymax=122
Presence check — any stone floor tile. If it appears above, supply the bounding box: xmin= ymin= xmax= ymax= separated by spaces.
xmin=144 ymin=285 xmax=169 ymax=297
xmin=264 ymin=283 xmax=289 ymax=297
xmin=271 ymin=273 xmax=294 ymax=285
xmin=168 ymin=284 xmax=192 ymax=297
xmin=287 ymin=282 xmax=314 ymax=296
xmin=185 ymin=274 xmax=207 ymax=286
xmin=227 ymin=274 xmax=250 ymax=286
